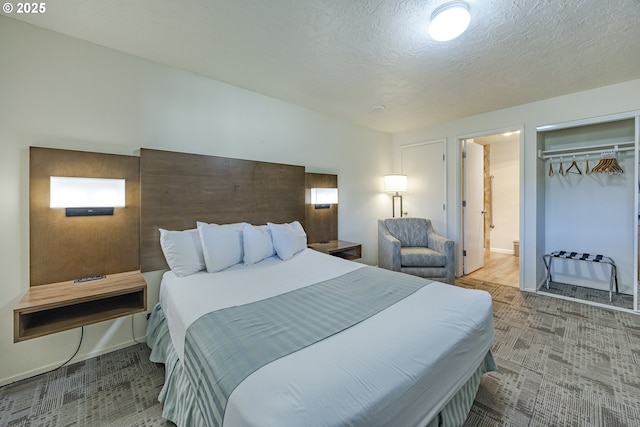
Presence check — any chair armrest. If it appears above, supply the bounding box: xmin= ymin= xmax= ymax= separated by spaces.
xmin=378 ymin=220 xmax=401 ymax=271
xmin=427 ymin=230 xmax=455 ymax=283
xmin=427 ymin=231 xmax=451 ymax=255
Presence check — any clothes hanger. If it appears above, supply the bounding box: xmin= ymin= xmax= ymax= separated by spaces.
xmin=610 ymin=158 xmax=624 ymax=175
xmin=592 ymin=158 xmax=604 ymax=173
xmin=565 ymin=157 xmax=582 ymax=175
xmin=585 ymin=156 xmax=591 ymax=174
xmin=548 ymin=162 xmax=554 ymax=177
xmin=591 ymin=149 xmax=624 ymax=175
xmin=592 ymin=157 xmax=624 ymax=175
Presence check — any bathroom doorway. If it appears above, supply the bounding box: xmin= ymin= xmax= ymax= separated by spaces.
xmin=461 ymin=129 xmax=521 ymax=288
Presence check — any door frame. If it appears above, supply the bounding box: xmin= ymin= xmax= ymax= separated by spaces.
xmin=457 ymin=126 xmax=525 ymax=289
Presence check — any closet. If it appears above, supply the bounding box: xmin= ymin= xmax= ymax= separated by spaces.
xmin=537 ymin=111 xmax=639 ymax=312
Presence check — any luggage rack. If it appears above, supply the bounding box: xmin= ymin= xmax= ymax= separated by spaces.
xmin=542 ymin=251 xmax=619 ymax=302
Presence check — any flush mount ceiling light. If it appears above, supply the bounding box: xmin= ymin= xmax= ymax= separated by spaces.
xmin=429 ymin=1 xmax=471 ymax=42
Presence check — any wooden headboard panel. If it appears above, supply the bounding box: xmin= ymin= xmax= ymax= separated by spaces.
xmin=29 ymin=147 xmax=140 ymax=285
xmin=305 ymin=173 xmax=338 ymax=244
xmin=140 ymin=148 xmax=306 ymax=272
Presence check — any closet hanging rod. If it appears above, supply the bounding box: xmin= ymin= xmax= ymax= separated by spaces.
xmin=538 ymin=142 xmax=635 ymax=161
xmin=541 ymin=146 xmax=635 ymax=161
xmin=540 ymin=140 xmax=634 ymax=156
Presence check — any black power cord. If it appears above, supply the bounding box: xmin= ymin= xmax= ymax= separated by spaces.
xmin=32 ymin=312 xmax=144 ymax=383
xmin=131 ymin=313 xmax=144 ymax=344
xmin=36 ymin=327 xmax=84 ymax=377
xmin=54 ymin=326 xmax=84 ymax=370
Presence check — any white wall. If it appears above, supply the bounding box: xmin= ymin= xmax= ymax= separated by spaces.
xmin=392 ymin=78 xmax=640 ymax=294
xmin=490 ymin=140 xmax=520 ymax=254
xmin=0 ymin=17 xmax=392 ymax=385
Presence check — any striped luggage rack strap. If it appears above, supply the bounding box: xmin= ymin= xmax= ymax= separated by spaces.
xmin=542 ymin=251 xmax=618 ymax=302
xmin=551 ymin=251 xmax=607 ymax=262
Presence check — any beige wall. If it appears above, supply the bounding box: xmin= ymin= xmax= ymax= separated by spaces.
xmin=0 ymin=16 xmax=392 ymax=385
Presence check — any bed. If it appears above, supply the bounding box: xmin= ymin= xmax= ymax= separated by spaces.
xmin=146 ymin=222 xmax=495 ymax=427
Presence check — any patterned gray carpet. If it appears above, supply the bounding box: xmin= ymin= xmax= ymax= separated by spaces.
xmin=458 ymin=277 xmax=640 ymax=427
xmin=0 ymin=343 xmax=172 ymax=427
xmin=540 ymin=280 xmax=634 ymax=310
xmin=1 ymin=278 xmax=639 ymax=426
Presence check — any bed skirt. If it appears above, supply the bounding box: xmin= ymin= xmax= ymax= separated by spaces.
xmin=147 ymin=303 xmax=496 ymax=427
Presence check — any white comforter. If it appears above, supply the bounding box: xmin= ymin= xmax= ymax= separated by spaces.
xmin=159 ymin=248 xmax=494 ymax=427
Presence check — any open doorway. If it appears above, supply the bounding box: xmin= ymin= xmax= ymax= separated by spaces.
xmin=461 ymin=129 xmax=521 ymax=288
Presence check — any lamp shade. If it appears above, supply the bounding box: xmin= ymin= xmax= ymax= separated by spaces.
xmin=50 ymin=176 xmax=126 ymax=208
xmin=310 ymin=188 xmax=338 ymax=205
xmin=429 ymin=1 xmax=471 ymax=42
xmin=384 ymin=175 xmax=407 ymax=193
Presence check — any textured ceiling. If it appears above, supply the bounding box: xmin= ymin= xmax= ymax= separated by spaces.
xmin=8 ymin=0 xmax=640 ymax=133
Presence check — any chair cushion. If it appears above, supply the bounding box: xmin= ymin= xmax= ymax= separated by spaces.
xmin=384 ymin=218 xmax=428 ymax=247
xmin=400 ymin=247 xmax=446 ymax=268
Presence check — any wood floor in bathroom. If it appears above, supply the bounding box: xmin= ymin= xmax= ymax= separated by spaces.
xmin=464 ymin=251 xmax=519 ymax=287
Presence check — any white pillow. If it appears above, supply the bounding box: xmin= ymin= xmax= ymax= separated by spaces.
xmin=159 ymin=228 xmax=205 ymax=277
xmin=197 ymin=222 xmax=246 ymax=272
xmin=243 ymin=224 xmax=275 ymax=265
xmin=267 ymin=221 xmax=307 ymax=261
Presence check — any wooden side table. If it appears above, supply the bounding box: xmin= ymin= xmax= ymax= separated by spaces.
xmin=308 ymin=240 xmax=362 ymax=260
xmin=14 ymin=270 xmax=147 ymax=342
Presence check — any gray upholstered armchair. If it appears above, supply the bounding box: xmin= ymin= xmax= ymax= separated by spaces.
xmin=378 ymin=218 xmax=454 ymax=284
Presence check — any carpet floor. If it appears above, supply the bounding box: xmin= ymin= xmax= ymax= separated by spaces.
xmin=539 ymin=280 xmax=634 ymax=310
xmin=1 ymin=277 xmax=639 ymax=426
xmin=458 ymin=276 xmax=640 ymax=427
xmin=0 ymin=343 xmax=172 ymax=427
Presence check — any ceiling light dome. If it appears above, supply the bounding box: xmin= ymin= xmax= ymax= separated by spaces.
xmin=429 ymin=1 xmax=471 ymax=42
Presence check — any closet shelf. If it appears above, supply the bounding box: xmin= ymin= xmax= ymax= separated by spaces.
xmin=538 ymin=141 xmax=635 ymax=161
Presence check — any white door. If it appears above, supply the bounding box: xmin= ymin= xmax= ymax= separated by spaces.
xmin=400 ymin=140 xmax=446 ymax=235
xmin=463 ymin=139 xmax=485 ymax=274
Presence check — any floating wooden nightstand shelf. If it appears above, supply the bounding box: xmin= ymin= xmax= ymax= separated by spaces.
xmin=14 ymin=270 xmax=147 ymax=342
xmin=308 ymin=240 xmax=362 ymax=260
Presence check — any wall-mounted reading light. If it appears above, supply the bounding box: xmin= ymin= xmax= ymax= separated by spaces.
xmin=310 ymin=187 xmax=338 ymax=209
xmin=50 ymin=176 xmax=126 ymax=216
xmin=384 ymin=174 xmax=407 ymax=218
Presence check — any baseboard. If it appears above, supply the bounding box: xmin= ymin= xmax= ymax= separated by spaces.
xmin=490 ymin=248 xmax=515 ymax=255
xmin=0 ymin=337 xmax=146 ymax=388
